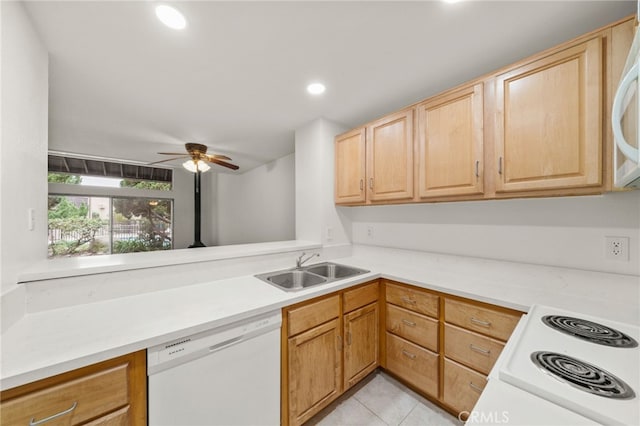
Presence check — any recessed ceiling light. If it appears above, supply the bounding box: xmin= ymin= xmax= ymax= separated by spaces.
xmin=155 ymin=5 xmax=187 ymax=30
xmin=307 ymin=83 xmax=326 ymax=95
xmin=443 ymin=0 xmax=461 ymax=3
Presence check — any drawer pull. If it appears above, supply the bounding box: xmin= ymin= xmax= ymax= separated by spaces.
xmin=401 ymin=297 xmax=417 ymax=305
xmin=470 ymin=317 xmax=491 ymax=327
xmin=30 ymin=401 xmax=78 ymax=426
xmin=401 ymin=319 xmax=417 ymax=327
xmin=469 ymin=382 xmax=484 ymax=393
xmin=402 ymin=349 xmax=416 ymax=360
xmin=347 ymin=331 xmax=352 ymax=346
xmin=470 ymin=344 xmax=491 ymax=356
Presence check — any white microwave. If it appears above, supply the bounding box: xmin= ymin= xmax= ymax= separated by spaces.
xmin=612 ymin=17 xmax=640 ymax=188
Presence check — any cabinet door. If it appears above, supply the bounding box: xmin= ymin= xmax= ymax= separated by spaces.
xmin=494 ymin=37 xmax=603 ymax=192
xmin=366 ymin=109 xmax=414 ymax=201
xmin=416 ymin=83 xmax=484 ymax=198
xmin=288 ymin=318 xmax=342 ymax=426
xmin=443 ymin=358 xmax=487 ymax=419
xmin=335 ymin=128 xmax=366 ymax=204
xmin=344 ymin=303 xmax=379 ymax=390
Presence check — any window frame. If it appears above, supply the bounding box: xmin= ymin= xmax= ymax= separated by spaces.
xmin=48 ymin=179 xmax=176 ymax=257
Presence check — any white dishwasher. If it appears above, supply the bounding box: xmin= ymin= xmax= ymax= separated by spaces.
xmin=147 ymin=311 xmax=281 ymax=426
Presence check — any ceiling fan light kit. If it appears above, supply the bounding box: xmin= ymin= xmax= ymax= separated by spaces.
xmin=182 ymin=159 xmax=210 ymax=173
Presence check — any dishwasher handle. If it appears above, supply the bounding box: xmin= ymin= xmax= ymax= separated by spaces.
xmin=209 ymin=336 xmax=244 ymax=354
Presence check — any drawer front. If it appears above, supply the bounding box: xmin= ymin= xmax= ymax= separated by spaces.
xmin=386 ymin=304 xmax=438 ymax=351
xmin=385 ymin=282 xmax=439 ymax=318
xmin=288 ymin=295 xmax=340 ymax=337
xmin=84 ymin=406 xmax=130 ymax=425
xmin=385 ymin=333 xmax=438 ymax=398
xmin=444 ymin=324 xmax=504 ymax=375
xmin=443 ymin=358 xmax=487 ymax=416
xmin=343 ymin=281 xmax=379 ymax=313
xmin=1 ymin=365 xmax=129 ymax=425
xmin=444 ymin=298 xmax=520 ymax=341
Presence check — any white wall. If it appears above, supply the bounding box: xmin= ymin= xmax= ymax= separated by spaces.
xmin=295 ymin=118 xmax=351 ymax=246
xmin=1 ymin=2 xmax=49 ymax=295
xmin=217 ymin=154 xmax=295 ymax=245
xmin=346 ymin=191 xmax=640 ymax=275
xmin=172 ymin=168 xmax=217 ymax=248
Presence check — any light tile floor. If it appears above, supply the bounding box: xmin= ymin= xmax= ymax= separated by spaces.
xmin=307 ymin=371 xmax=463 ymax=426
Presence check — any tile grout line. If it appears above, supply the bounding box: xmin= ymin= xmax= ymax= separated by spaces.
xmin=355 ymin=397 xmax=392 ymax=426
xmin=396 ymin=403 xmax=418 ymax=426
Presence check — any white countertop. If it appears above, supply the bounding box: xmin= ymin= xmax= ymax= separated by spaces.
xmin=17 ymin=240 xmax=321 ymax=282
xmin=1 ymin=244 xmax=638 ymax=391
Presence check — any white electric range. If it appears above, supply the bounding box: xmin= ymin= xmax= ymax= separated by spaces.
xmin=469 ymin=305 xmax=639 ymax=425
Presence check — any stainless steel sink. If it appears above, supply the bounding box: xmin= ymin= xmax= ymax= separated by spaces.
xmin=255 ymin=262 xmax=369 ymax=292
xmin=264 ymin=270 xmax=327 ymax=290
xmin=304 ymin=262 xmax=368 ymax=279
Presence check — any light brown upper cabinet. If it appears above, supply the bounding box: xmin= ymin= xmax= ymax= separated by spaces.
xmin=493 ymin=37 xmax=603 ymax=193
xmin=334 ymin=16 xmax=634 ymax=206
xmin=416 ymin=83 xmax=484 ymax=199
xmin=335 ymin=109 xmax=414 ymax=205
xmin=335 ymin=128 xmax=366 ymax=204
xmin=367 ymin=109 xmax=414 ymax=202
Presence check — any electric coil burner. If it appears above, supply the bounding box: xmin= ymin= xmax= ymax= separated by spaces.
xmin=531 ymin=351 xmax=635 ymax=399
xmin=542 ymin=315 xmax=639 ymax=348
xmin=498 ymin=305 xmax=640 ymax=425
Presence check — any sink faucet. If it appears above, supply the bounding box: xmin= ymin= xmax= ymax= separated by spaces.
xmin=296 ymin=252 xmax=319 ymax=268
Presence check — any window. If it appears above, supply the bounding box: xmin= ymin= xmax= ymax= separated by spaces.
xmin=48 ymin=154 xmax=174 ymax=258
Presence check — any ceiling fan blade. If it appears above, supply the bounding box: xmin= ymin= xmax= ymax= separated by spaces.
xmin=149 ymin=156 xmax=189 ymax=165
xmin=157 ymin=152 xmax=189 ymax=155
xmin=205 ymin=153 xmax=232 ymax=161
xmin=208 ymin=158 xmax=239 ymax=170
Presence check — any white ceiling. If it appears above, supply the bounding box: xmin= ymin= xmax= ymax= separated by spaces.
xmin=25 ymin=1 xmax=635 ymax=173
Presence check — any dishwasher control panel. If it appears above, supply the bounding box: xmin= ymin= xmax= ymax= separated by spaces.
xmin=147 ymin=311 xmax=282 ymax=375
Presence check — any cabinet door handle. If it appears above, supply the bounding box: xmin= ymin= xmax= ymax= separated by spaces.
xmin=470 ymin=317 xmax=491 ymax=327
xmin=470 ymin=344 xmax=491 ymax=355
xmin=360 ymin=179 xmax=364 ymax=191
xmin=337 ymin=335 xmax=343 ymax=351
xmin=369 ymin=178 xmax=374 ymax=189
xmin=401 ymin=296 xmax=417 ymax=305
xmin=469 ymin=382 xmax=484 ymax=393
xmin=402 ymin=349 xmax=416 ymax=360
xmin=402 ymin=319 xmax=417 ymax=327
xmin=347 ymin=331 xmax=352 ymax=346
xmin=498 ymin=157 xmax=503 ymax=175
xmin=30 ymin=402 xmax=78 ymax=426
xmin=475 ymin=160 xmax=480 ymax=178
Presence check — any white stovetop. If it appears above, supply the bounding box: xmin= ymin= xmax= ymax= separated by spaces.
xmin=1 ymin=244 xmax=638 ymax=392
xmin=499 ymin=305 xmax=640 ymax=425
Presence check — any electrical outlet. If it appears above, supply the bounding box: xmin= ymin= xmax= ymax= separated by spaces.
xmin=325 ymin=226 xmax=333 ymax=242
xmin=27 ymin=208 xmax=35 ymax=231
xmin=605 ymin=236 xmax=629 ymax=261
xmin=366 ymin=226 xmax=374 ymax=239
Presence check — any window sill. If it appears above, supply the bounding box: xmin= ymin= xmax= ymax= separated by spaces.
xmin=18 ymin=240 xmax=321 ymax=283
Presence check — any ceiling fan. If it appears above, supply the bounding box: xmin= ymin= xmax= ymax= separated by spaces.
xmin=151 ymin=143 xmax=239 ymax=171
xmin=150 ymin=143 xmax=239 ymax=249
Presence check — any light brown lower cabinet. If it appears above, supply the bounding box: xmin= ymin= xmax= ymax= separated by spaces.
xmin=282 ymin=281 xmax=380 ymax=426
xmin=288 ymin=317 xmax=343 ymax=425
xmin=443 ymin=358 xmax=487 ymax=417
xmin=386 ymin=332 xmax=439 ymax=398
xmin=0 ymin=351 xmax=146 ymax=426
xmin=344 ymin=302 xmax=379 ymax=390
xmin=283 ymin=279 xmax=523 ymax=425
